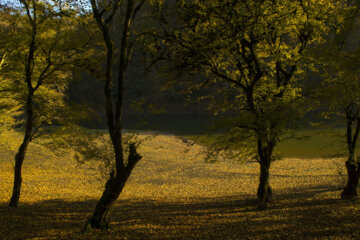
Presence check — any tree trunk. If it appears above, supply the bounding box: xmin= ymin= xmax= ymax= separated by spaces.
xmin=9 ymin=141 xmax=30 ymax=207
xmin=9 ymin=93 xmax=33 ymax=207
xmin=341 ymin=116 xmax=360 ymax=199
xmin=87 ymin=0 xmax=142 ymax=231
xmin=84 ymin=144 xmax=141 ymax=231
xmin=341 ymin=159 xmax=360 ymax=199
xmin=257 ymin=161 xmax=272 ymax=208
xmin=256 ymin=135 xmax=274 ymax=209
xmin=86 ymin=175 xmax=126 ymax=230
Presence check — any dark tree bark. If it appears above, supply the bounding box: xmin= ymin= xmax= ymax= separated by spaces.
xmin=9 ymin=4 xmax=37 ymax=206
xmin=9 ymin=0 xmax=87 ymax=207
xmin=257 ymin=162 xmax=272 ymax=205
xmin=85 ymin=0 xmax=145 ymax=230
xmin=9 ymin=123 xmax=32 ymax=207
xmin=84 ymin=144 xmax=141 ymax=230
xmin=341 ymin=116 xmax=360 ymax=199
xmin=9 ymin=84 xmax=34 ymax=208
xmin=342 ymin=159 xmax=360 ymax=199
xmin=256 ymin=135 xmax=275 ymax=208
xmin=9 ymin=94 xmax=34 ymax=207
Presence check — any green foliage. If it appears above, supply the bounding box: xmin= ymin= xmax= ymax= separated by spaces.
xmin=312 ymin=4 xmax=360 ymax=122
xmin=79 ymin=0 xmax=166 ymax=176
xmin=309 ymin=2 xmax=360 ymax=161
xmin=50 ymin=126 xmax=151 ymax=179
xmin=0 ymin=7 xmax=21 ymax=133
xmin=0 ymin=0 xmax=93 ymax=139
xmin=43 ymin=126 xmax=116 ymax=179
xmin=163 ymin=0 xmax=344 ymax=162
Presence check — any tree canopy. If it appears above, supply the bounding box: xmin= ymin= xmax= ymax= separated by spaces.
xmin=0 ymin=0 xmax=92 ymax=207
xmin=1 ymin=0 xmax=359 ymax=234
xmin=310 ymin=1 xmax=360 ymax=199
xmin=160 ymin=0 xmax=344 ymax=206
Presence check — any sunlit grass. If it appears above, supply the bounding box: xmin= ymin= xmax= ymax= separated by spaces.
xmin=187 ymin=128 xmax=351 ymax=159
xmin=0 ymin=131 xmax=359 ymax=239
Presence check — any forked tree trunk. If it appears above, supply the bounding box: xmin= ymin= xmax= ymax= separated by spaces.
xmin=87 ymin=0 xmax=144 ymax=231
xmin=341 ymin=158 xmax=360 ymax=199
xmin=84 ymin=144 xmax=141 ymax=230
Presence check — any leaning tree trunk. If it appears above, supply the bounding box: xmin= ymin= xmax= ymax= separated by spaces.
xmin=9 ymin=94 xmax=33 ymax=207
xmin=341 ymin=158 xmax=360 ymax=199
xmin=86 ymin=174 xmax=126 ymax=230
xmin=84 ymin=144 xmax=141 ymax=230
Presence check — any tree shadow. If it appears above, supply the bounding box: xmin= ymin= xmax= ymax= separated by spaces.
xmin=0 ymin=184 xmax=359 ymax=239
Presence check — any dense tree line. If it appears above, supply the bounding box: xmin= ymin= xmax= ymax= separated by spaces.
xmin=0 ymin=0 xmax=360 ymax=230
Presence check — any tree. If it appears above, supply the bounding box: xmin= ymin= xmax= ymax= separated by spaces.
xmin=312 ymin=1 xmax=360 ymax=199
xmin=162 ymin=0 xmax=341 ymax=207
xmin=1 ymin=0 xmax=89 ymax=207
xmin=83 ymin=0 xmax=161 ymax=230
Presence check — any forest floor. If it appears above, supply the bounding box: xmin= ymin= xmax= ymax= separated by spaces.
xmin=0 ymin=132 xmax=359 ymax=239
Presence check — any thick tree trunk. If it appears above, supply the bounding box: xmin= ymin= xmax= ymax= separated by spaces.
xmin=256 ymin=135 xmax=274 ymax=209
xmin=341 ymin=159 xmax=360 ymax=199
xmin=86 ymin=175 xmax=126 ymax=230
xmin=257 ymin=162 xmax=272 ymax=208
xmin=84 ymin=144 xmax=141 ymax=231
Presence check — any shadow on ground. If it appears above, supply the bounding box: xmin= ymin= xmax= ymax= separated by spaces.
xmin=1 ymin=184 xmax=359 ymax=240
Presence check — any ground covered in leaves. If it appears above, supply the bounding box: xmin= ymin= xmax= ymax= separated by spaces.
xmin=0 ymin=133 xmax=359 ymax=239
